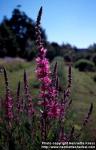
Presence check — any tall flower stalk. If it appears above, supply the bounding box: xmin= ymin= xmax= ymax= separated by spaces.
xmin=35 ymin=7 xmax=49 ymax=141
xmin=35 ymin=7 xmax=61 ymax=141
xmin=24 ymin=70 xmax=34 ymax=118
xmin=35 ymin=6 xmax=75 ymax=142
xmin=3 ymin=68 xmax=13 ymax=125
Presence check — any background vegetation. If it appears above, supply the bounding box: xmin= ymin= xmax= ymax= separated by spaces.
xmin=0 ymin=7 xmax=96 ymax=66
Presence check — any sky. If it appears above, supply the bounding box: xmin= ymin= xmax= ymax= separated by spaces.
xmin=0 ymin=0 xmax=96 ymax=48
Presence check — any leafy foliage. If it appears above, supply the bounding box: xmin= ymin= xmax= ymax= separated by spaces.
xmin=74 ymin=59 xmax=96 ymax=71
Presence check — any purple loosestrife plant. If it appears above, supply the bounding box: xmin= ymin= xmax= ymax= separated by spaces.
xmin=35 ymin=7 xmax=62 ymax=141
xmin=35 ymin=7 xmax=61 ymax=119
xmin=16 ymin=81 xmax=21 ymax=113
xmin=3 ymin=68 xmax=13 ymax=125
xmin=35 ymin=7 xmax=75 ymax=143
xmin=35 ymin=7 xmax=64 ymax=140
xmin=24 ymin=70 xmax=34 ymax=118
xmin=83 ymin=103 xmax=93 ymax=126
xmin=3 ymin=68 xmax=16 ymax=150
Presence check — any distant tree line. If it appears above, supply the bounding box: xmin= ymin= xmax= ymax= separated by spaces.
xmin=46 ymin=42 xmax=96 ymax=65
xmin=0 ymin=8 xmax=96 ymax=64
xmin=0 ymin=8 xmax=46 ymax=60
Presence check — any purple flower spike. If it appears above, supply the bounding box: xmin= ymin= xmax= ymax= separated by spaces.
xmin=3 ymin=68 xmax=13 ymax=122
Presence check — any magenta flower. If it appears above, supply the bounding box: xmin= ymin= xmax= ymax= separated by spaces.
xmin=35 ymin=48 xmax=62 ymax=119
xmin=35 ymin=57 xmax=51 ymax=80
xmin=48 ymin=87 xmax=57 ymax=99
xmin=5 ymin=95 xmax=13 ymax=120
xmin=47 ymin=100 xmax=61 ymax=118
xmin=42 ymin=76 xmax=51 ymax=85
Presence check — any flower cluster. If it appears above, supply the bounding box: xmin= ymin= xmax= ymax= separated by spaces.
xmin=35 ymin=56 xmax=51 ymax=86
